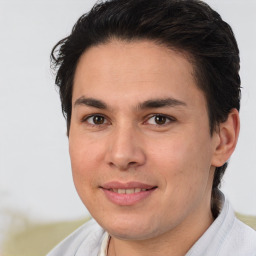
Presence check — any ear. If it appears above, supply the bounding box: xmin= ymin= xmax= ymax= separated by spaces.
xmin=211 ymin=108 xmax=240 ymax=167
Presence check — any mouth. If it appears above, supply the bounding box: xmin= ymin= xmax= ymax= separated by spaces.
xmin=100 ymin=181 xmax=157 ymax=206
xmin=104 ymin=187 xmax=157 ymax=194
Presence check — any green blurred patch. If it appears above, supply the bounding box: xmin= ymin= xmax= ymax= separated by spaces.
xmin=2 ymin=217 xmax=90 ymax=256
xmin=235 ymin=213 xmax=256 ymax=230
xmin=1 ymin=214 xmax=256 ymax=256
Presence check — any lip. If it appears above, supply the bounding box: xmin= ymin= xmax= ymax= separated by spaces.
xmin=101 ymin=181 xmax=156 ymax=190
xmin=100 ymin=181 xmax=157 ymax=206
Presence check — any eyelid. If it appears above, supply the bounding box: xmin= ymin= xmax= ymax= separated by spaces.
xmin=144 ymin=114 xmax=176 ymax=125
xmin=80 ymin=113 xmax=175 ymax=126
xmin=81 ymin=113 xmax=110 ymax=125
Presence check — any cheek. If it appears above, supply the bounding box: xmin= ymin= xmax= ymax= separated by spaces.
xmin=69 ymin=137 xmax=101 ymax=194
xmin=150 ymin=134 xmax=212 ymax=193
xmin=149 ymin=135 xmax=196 ymax=171
xmin=69 ymin=133 xmax=104 ymax=170
xmin=69 ymin=143 xmax=100 ymax=212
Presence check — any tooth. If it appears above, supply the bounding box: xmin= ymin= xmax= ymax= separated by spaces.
xmin=126 ymin=188 xmax=135 ymax=194
xmin=135 ymin=188 xmax=141 ymax=193
xmin=141 ymin=189 xmax=146 ymax=191
xmin=112 ymin=188 xmax=118 ymax=193
xmin=117 ymin=189 xmax=125 ymax=194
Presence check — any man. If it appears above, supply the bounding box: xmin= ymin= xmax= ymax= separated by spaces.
xmin=48 ymin=0 xmax=256 ymax=255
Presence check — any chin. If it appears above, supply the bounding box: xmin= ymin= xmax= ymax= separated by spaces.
xmin=109 ymin=228 xmax=156 ymax=241
xmin=98 ymin=217 xmax=161 ymax=241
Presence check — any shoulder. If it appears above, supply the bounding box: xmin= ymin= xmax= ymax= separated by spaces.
xmin=46 ymin=218 xmax=105 ymax=256
xmin=221 ymin=217 xmax=256 ymax=255
xmin=217 ymin=197 xmax=256 ymax=255
xmin=186 ymin=194 xmax=256 ymax=256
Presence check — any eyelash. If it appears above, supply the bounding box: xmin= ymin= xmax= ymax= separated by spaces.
xmin=144 ymin=114 xmax=176 ymax=126
xmin=81 ymin=114 xmax=109 ymax=127
xmin=81 ymin=114 xmax=176 ymax=127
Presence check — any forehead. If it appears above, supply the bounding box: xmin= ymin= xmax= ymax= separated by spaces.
xmin=73 ymin=40 xmax=205 ymax=109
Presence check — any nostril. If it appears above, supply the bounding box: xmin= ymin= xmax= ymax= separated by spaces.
xmin=108 ymin=160 xmax=139 ymax=171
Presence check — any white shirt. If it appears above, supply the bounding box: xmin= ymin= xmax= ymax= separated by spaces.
xmin=47 ymin=196 xmax=256 ymax=256
xmin=98 ymin=233 xmax=110 ymax=256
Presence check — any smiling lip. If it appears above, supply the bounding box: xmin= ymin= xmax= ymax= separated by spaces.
xmin=100 ymin=181 xmax=157 ymax=206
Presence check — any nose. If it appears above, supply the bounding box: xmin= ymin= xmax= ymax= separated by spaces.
xmin=105 ymin=125 xmax=146 ymax=170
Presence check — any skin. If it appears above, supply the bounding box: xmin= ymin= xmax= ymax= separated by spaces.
xmin=69 ymin=40 xmax=239 ymax=256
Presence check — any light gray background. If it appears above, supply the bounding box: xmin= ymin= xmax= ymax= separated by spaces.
xmin=0 ymin=0 xmax=255 ymax=242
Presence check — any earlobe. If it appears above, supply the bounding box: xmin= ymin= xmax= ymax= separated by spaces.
xmin=211 ymin=109 xmax=240 ymax=167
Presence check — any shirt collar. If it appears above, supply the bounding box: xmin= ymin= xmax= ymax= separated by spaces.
xmin=98 ymin=232 xmax=110 ymax=256
xmin=186 ymin=193 xmax=235 ymax=255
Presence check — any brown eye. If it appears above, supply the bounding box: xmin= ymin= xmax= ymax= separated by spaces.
xmin=147 ymin=114 xmax=175 ymax=126
xmin=154 ymin=115 xmax=167 ymax=125
xmin=86 ymin=115 xmax=107 ymax=125
xmin=93 ymin=115 xmax=105 ymax=124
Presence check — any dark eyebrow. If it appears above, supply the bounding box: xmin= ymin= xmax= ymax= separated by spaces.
xmin=138 ymin=98 xmax=187 ymax=109
xmin=74 ymin=97 xmax=107 ymax=109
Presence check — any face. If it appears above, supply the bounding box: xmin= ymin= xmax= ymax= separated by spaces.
xmin=69 ymin=40 xmax=220 ymax=241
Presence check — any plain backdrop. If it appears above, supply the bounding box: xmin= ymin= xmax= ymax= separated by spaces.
xmin=0 ymin=0 xmax=256 ymax=243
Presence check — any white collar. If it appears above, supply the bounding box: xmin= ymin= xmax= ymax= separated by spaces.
xmin=98 ymin=231 xmax=110 ymax=256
